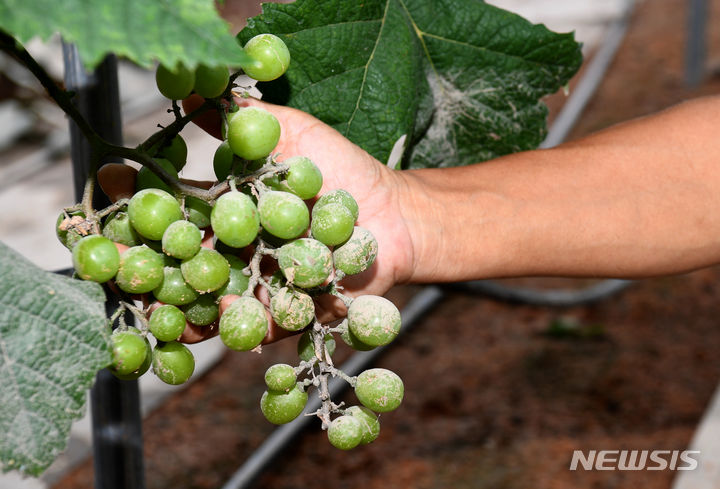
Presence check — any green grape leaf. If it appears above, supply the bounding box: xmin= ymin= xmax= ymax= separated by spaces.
xmin=238 ymin=0 xmax=582 ymax=168
xmin=0 ymin=0 xmax=250 ymax=69
xmin=0 ymin=242 xmax=112 ymax=477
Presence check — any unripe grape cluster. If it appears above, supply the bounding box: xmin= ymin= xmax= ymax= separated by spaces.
xmin=56 ymin=34 xmax=404 ymax=449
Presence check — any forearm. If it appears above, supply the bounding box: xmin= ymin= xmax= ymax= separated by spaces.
xmin=397 ymin=96 xmax=720 ymax=282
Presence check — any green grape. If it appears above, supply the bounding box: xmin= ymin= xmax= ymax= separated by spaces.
xmin=181 ymin=294 xmax=219 ymax=326
xmin=264 ymin=364 xmax=297 ymax=393
xmin=347 ymin=295 xmax=401 ymax=347
xmin=180 ymin=248 xmax=230 ymax=293
xmin=193 ymin=64 xmax=229 ymax=98
xmin=227 ymin=106 xmax=281 ymax=160
xmin=162 ymin=220 xmax=202 ymax=260
xmin=72 ymin=235 xmax=120 ymax=283
xmin=327 ymin=415 xmax=364 ymax=450
xmin=311 ymin=202 xmax=355 ymax=246
xmin=241 ymin=33 xmax=291 ymax=82
xmin=213 ymin=140 xmax=237 ymax=181
xmin=219 ymin=296 xmax=268 ymax=351
xmin=213 ymin=255 xmax=250 ymax=298
xmin=128 ymin=188 xmax=183 ymax=240
xmin=283 ymin=156 xmax=323 ymax=199
xmin=185 ymin=196 xmax=212 ymax=229
xmin=297 ymin=330 xmax=335 ymax=362
xmin=153 ymin=266 xmax=199 ymax=305
xmin=211 ymin=191 xmax=260 ymax=248
xmin=109 ymin=330 xmax=148 ymax=376
xmin=152 ymin=341 xmax=195 ymax=385
xmin=112 ymin=328 xmax=152 ymax=381
xmin=277 ymin=238 xmax=332 ymax=288
xmin=260 ymin=383 xmax=308 ymax=425
xmin=354 ymin=368 xmax=404 ymax=413
xmin=102 ymin=211 xmax=140 ymax=247
xmin=333 ymin=226 xmax=378 ymax=275
xmin=340 ymin=326 xmax=375 ymax=351
xmin=157 ymin=134 xmax=188 ymax=172
xmin=314 ymin=189 xmax=359 ymax=221
xmin=258 ymin=190 xmax=309 ymax=240
xmin=115 ymin=245 xmax=165 ymax=294
xmin=149 ymin=304 xmax=186 ymax=342
xmin=346 ymin=405 xmax=380 ymax=445
xmin=155 ymin=63 xmax=195 ymax=100
xmin=56 ymin=210 xmax=86 ymax=249
xmin=135 ymin=158 xmax=178 ymax=194
xmin=269 ymin=286 xmax=314 ymax=331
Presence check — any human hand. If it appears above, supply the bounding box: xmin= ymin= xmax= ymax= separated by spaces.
xmin=183 ymin=95 xmax=416 ymax=318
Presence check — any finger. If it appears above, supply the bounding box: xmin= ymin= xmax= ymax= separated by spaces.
xmin=218 ymin=293 xmax=298 ymax=345
xmin=146 ymin=300 xmax=220 ymax=344
xmin=98 ymin=163 xmax=137 ymax=202
xmin=179 ymin=321 xmax=219 ymax=344
xmin=182 ymin=94 xmax=223 ymax=140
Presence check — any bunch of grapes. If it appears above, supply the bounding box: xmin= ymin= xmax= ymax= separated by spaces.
xmin=56 ymin=34 xmax=404 ymax=450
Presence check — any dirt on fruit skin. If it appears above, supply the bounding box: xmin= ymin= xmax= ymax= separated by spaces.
xmin=54 ymin=0 xmax=720 ymax=488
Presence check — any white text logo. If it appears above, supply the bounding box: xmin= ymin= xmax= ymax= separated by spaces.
xmin=569 ymin=450 xmax=700 ymax=471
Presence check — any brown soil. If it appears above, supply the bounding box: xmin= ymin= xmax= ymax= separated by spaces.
xmin=54 ymin=0 xmax=720 ymax=488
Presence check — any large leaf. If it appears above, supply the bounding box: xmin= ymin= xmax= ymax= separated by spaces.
xmin=0 ymin=242 xmax=112 ymax=477
xmin=0 ymin=0 xmax=251 ymax=69
xmin=239 ymin=0 xmax=582 ymax=168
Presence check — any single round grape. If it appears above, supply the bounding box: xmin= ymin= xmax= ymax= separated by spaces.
xmin=155 ymin=63 xmax=195 ymax=100
xmin=340 ymin=326 xmax=375 ymax=351
xmin=211 ymin=191 xmax=260 ymax=248
xmin=311 ymin=202 xmax=355 ymax=246
xmin=354 ymin=368 xmax=404 ymax=413
xmin=219 ymin=296 xmax=268 ymax=351
xmin=152 ymin=341 xmax=195 ymax=385
xmin=181 ymin=294 xmax=219 ymax=326
xmin=185 ymin=196 xmax=212 ymax=229
xmin=111 ymin=328 xmax=152 ymax=381
xmin=103 ymin=211 xmax=140 ymax=247
xmin=213 ymin=255 xmax=250 ymax=298
xmin=193 ymin=64 xmax=229 ymax=98
xmin=277 ymin=238 xmax=332 ymax=288
xmin=314 ymin=189 xmax=359 ymax=221
xmin=162 ymin=220 xmax=201 ymax=260
xmin=260 ymin=383 xmax=308 ymax=425
xmin=56 ymin=210 xmax=86 ymax=249
xmin=180 ymin=248 xmax=230 ymax=293
xmin=297 ymin=330 xmax=336 ymax=362
xmin=270 ymin=287 xmax=314 ymax=331
xmin=241 ymin=33 xmax=291 ymax=82
xmin=264 ymin=364 xmax=297 ymax=393
xmin=283 ymin=156 xmax=322 ymax=199
xmin=213 ymin=140 xmax=237 ymax=181
xmin=327 ymin=415 xmax=364 ymax=450
xmin=153 ymin=266 xmax=199 ymax=305
xmin=109 ymin=331 xmax=148 ymax=376
xmin=72 ymin=235 xmax=120 ymax=283
xmin=156 ymin=134 xmax=188 ymax=172
xmin=149 ymin=304 xmax=186 ymax=342
xmin=115 ymin=245 xmax=165 ymax=294
xmin=136 ymin=158 xmax=178 ymax=194
xmin=346 ymin=405 xmax=380 ymax=445
xmin=258 ymin=190 xmax=309 ymax=240
xmin=333 ymin=226 xmax=378 ymax=275
xmin=347 ymin=295 xmax=401 ymax=347
xmin=128 ymin=188 xmax=184 ymax=240
xmin=227 ymin=106 xmax=281 ymax=160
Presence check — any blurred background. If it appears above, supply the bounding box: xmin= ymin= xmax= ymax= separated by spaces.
xmin=2 ymin=0 xmax=720 ymax=488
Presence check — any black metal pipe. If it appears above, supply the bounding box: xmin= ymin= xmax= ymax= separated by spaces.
xmin=685 ymin=0 xmax=707 ymax=88
xmin=62 ymin=44 xmax=146 ymax=489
